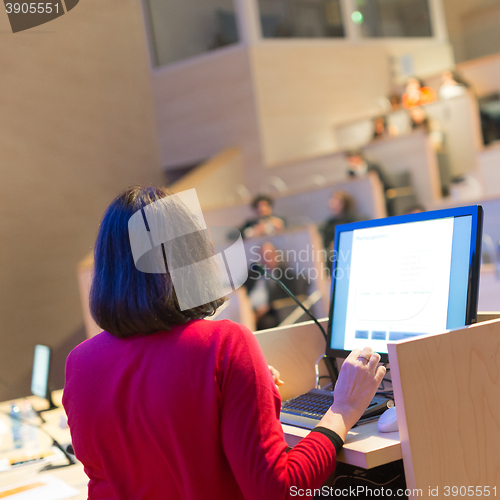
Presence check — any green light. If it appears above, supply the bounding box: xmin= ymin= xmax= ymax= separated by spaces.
xmin=351 ymin=11 xmax=363 ymax=24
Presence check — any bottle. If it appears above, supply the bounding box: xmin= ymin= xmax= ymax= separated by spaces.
xmin=20 ymin=401 xmax=39 ymax=451
xmin=10 ymin=404 xmax=22 ymax=449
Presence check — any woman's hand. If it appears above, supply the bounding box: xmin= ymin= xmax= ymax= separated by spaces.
xmin=268 ymin=365 xmax=284 ymax=387
xmin=318 ymin=347 xmax=386 ymax=441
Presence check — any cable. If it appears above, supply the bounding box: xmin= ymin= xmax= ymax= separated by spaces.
xmin=250 ymin=263 xmax=328 ymax=341
xmin=250 ymin=262 xmax=339 ymax=382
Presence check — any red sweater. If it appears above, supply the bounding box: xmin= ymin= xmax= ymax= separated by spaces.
xmin=63 ymin=319 xmax=339 ymax=499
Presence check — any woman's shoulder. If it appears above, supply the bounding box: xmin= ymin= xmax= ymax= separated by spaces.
xmin=66 ymin=331 xmax=114 ymax=359
xmin=188 ymin=318 xmax=252 ymax=339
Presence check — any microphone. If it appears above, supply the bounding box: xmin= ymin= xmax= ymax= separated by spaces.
xmin=249 ymin=262 xmax=339 ymax=382
xmin=0 ymin=408 xmax=76 ymax=470
xmin=250 ymin=262 xmax=327 ymax=341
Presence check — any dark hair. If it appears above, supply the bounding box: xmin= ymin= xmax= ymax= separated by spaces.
xmin=90 ymin=186 xmax=226 ymax=338
xmin=406 ymin=76 xmax=425 ymax=88
xmin=345 ymin=149 xmax=363 ymax=159
xmin=332 ymin=190 xmax=355 ymax=213
xmin=404 ymin=204 xmax=426 ymax=214
xmin=251 ymin=194 xmax=274 ymax=210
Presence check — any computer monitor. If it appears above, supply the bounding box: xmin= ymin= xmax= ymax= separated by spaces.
xmin=326 ymin=205 xmax=483 ymax=363
xmin=31 ymin=344 xmax=57 ymax=411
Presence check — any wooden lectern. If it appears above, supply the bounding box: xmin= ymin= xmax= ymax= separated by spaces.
xmin=388 ymin=319 xmax=500 ymax=498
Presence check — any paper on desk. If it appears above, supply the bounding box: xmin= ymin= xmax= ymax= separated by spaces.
xmin=0 ymin=475 xmax=79 ymax=499
xmin=0 ymin=447 xmax=64 ymax=472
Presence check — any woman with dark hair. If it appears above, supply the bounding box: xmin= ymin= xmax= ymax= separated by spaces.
xmin=63 ymin=186 xmax=385 ymax=500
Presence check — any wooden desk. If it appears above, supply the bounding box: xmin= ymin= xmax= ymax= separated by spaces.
xmin=283 ymin=422 xmax=401 ymax=470
xmin=257 ymin=319 xmax=403 ymax=469
xmin=0 ymin=391 xmax=87 ymax=498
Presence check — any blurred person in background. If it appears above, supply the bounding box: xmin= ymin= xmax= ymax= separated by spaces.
xmin=410 ymin=106 xmax=449 ymax=196
xmin=240 ymin=194 xmax=285 ymax=239
xmin=346 ymin=150 xmax=395 ymax=216
xmin=404 ymin=204 xmax=426 ymax=215
xmin=372 ymin=116 xmax=388 ymax=140
xmin=321 ymin=191 xmax=357 ymax=276
xmin=438 ymin=69 xmax=500 ymax=146
xmin=389 ymin=93 xmax=402 ymax=111
xmin=439 ymin=70 xmax=470 ymax=100
xmin=409 ymin=106 xmax=444 ymax=149
xmin=245 ymin=242 xmax=308 ymax=330
xmin=402 ymin=77 xmax=436 ymax=109
xmin=321 ymin=191 xmax=357 ymax=252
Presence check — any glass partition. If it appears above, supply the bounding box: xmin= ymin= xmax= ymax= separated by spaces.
xmin=256 ymin=0 xmax=345 ymax=38
xmin=145 ymin=0 xmax=240 ymax=67
xmin=354 ymin=0 xmax=432 ymax=38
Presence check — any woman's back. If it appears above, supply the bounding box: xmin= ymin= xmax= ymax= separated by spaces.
xmin=64 ymin=319 xmax=257 ymax=499
xmin=63 ymin=186 xmax=386 ymax=499
xmin=64 ymin=319 xmax=341 ymax=500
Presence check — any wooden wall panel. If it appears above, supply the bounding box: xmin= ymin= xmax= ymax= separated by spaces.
xmin=170 ymin=148 xmax=247 ymax=209
xmin=388 ymin=319 xmax=500 ymax=496
xmin=151 ymin=46 xmax=263 ymax=181
xmin=250 ymin=43 xmax=391 ymax=167
xmin=363 ymin=130 xmax=442 ymax=206
xmin=0 ymin=0 xmax=162 ymax=399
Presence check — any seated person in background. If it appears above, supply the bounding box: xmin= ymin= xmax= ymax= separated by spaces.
xmin=240 ymin=194 xmax=285 ymax=239
xmin=321 ymin=191 xmax=357 ymax=252
xmin=389 ymin=93 xmax=402 ymax=111
xmin=402 ymin=76 xmax=436 ymax=109
xmin=410 ymin=106 xmax=445 ymax=152
xmin=410 ymin=106 xmax=449 ymax=196
xmin=404 ymin=204 xmax=426 ymax=215
xmin=346 ymin=149 xmax=395 ymax=216
xmin=372 ymin=116 xmax=388 ymax=140
xmin=372 ymin=115 xmax=400 ymax=140
xmin=321 ymin=191 xmax=357 ymax=276
xmin=63 ymin=186 xmax=386 ymax=499
xmin=245 ymin=242 xmax=308 ymax=330
xmin=439 ymin=70 xmax=470 ymax=100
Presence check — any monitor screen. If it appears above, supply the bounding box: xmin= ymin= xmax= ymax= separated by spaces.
xmin=31 ymin=344 xmax=51 ymax=399
xmin=327 ymin=206 xmax=483 ymax=362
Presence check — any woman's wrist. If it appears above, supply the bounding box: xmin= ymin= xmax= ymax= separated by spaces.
xmin=317 ymin=406 xmax=351 ymax=442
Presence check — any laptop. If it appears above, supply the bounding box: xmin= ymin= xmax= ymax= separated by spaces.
xmin=280 ymin=205 xmax=483 ymax=430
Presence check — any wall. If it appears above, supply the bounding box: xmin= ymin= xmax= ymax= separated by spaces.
xmin=250 ymin=43 xmax=392 ymax=166
xmin=478 ymin=143 xmax=500 ymax=197
xmin=441 ymin=0 xmax=498 ymax=63
xmin=170 ymin=148 xmax=247 ymax=208
xmin=151 ymin=38 xmax=457 ymax=193
xmin=363 ymin=131 xmax=442 ymax=206
xmin=385 ymin=42 xmax=454 ymax=80
xmin=147 ymin=0 xmax=238 ymax=66
xmin=0 ymin=0 xmax=162 ymax=400
xmin=151 ymin=45 xmax=264 ymax=192
xmin=456 ymin=52 xmax=500 ymax=96
xmin=461 ymin=3 xmax=500 ymax=62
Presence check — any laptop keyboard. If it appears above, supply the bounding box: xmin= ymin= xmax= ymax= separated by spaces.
xmin=280 ymin=388 xmax=393 ymax=430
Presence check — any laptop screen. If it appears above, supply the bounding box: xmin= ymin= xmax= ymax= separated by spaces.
xmin=326 ymin=206 xmax=483 ymax=362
